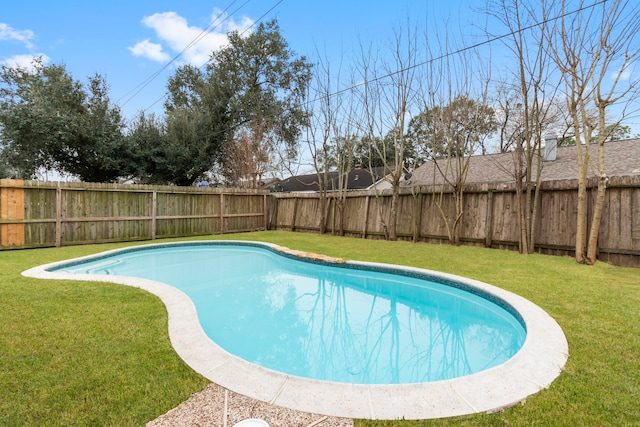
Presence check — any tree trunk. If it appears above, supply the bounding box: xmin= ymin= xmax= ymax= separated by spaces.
xmin=528 ymin=178 xmax=542 ymax=254
xmin=586 ymin=176 xmax=606 ymax=264
xmin=318 ymin=191 xmax=327 ymax=234
xmin=389 ymin=184 xmax=399 ymax=241
xmin=515 ymin=184 xmax=528 ymax=254
xmin=452 ymin=190 xmax=464 ymax=245
xmin=337 ymin=199 xmax=345 ymax=237
xmin=575 ymin=176 xmax=588 ymax=264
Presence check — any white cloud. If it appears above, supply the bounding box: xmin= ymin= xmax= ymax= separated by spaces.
xmin=216 ymin=9 xmax=254 ymax=34
xmin=0 ymin=23 xmax=35 ymax=49
xmin=129 ymin=10 xmax=254 ymax=65
xmin=612 ymin=68 xmax=632 ymax=81
xmin=1 ymin=54 xmax=50 ymax=70
xmin=128 ymin=39 xmax=170 ymax=62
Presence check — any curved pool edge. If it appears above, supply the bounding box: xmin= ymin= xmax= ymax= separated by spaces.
xmin=22 ymin=240 xmax=569 ymax=420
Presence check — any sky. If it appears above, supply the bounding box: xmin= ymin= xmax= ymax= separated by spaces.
xmin=2 ymin=0 xmax=639 ymax=138
xmin=1 ymin=0 xmax=491 ymax=122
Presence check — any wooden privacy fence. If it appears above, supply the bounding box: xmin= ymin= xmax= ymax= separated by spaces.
xmin=271 ymin=175 xmax=640 ymax=267
xmin=0 ymin=179 xmax=270 ymax=249
xmin=3 ymin=176 xmax=639 ymax=267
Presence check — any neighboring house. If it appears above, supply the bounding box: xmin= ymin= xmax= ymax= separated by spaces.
xmin=271 ymin=166 xmax=390 ymax=193
xmin=410 ymin=138 xmax=640 ymax=186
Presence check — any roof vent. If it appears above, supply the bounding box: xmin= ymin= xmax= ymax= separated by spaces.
xmin=544 ymin=134 xmax=557 ymax=161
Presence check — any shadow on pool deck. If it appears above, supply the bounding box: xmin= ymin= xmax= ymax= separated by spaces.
xmin=147 ymin=382 xmax=353 ymax=427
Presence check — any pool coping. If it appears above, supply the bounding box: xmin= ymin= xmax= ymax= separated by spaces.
xmin=22 ymin=240 xmax=569 ymax=420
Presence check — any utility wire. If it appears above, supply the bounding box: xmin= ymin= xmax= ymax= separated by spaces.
xmin=306 ymin=0 xmax=610 ymax=105
xmin=119 ymin=0 xmax=249 ymax=108
xmin=142 ymin=0 xmax=284 ymax=114
xmin=161 ymin=0 xmax=611 ymax=142
xmin=238 ymin=0 xmax=283 ymax=37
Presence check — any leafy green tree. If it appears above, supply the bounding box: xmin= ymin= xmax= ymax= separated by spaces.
xmin=602 ymin=124 xmax=637 ymax=142
xmin=352 ymin=135 xmax=388 ymax=168
xmin=349 ymin=132 xmax=421 ymax=170
xmin=0 ymin=150 xmax=18 ymax=178
xmin=0 ymin=60 xmax=127 ymax=182
xmin=558 ymin=123 xmax=637 ymax=147
xmin=124 ymin=111 xmax=167 ymax=183
xmin=208 ymin=19 xmax=313 ymax=186
xmin=0 ymin=59 xmax=81 ymax=178
xmin=405 ymin=106 xmax=447 ymax=159
xmin=57 ymin=74 xmax=128 ymax=182
xmin=129 ymin=65 xmax=231 ymax=186
xmin=405 ymin=96 xmax=497 ymax=160
xmin=138 ymin=19 xmax=312 ymax=186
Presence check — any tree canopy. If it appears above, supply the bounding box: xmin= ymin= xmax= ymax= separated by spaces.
xmin=406 ymin=96 xmax=497 ymax=160
xmin=0 ymin=20 xmax=312 ymax=186
xmin=128 ymin=19 xmax=313 ymax=187
xmin=208 ymin=19 xmax=313 ymax=186
xmin=0 ymin=59 xmax=127 ymax=181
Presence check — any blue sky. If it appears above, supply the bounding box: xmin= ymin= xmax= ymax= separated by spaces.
xmin=2 ymin=0 xmax=638 ymax=139
xmin=1 ymin=0 xmax=490 ymax=121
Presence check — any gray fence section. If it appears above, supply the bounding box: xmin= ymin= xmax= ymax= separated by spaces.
xmin=271 ymin=176 xmax=640 ymax=267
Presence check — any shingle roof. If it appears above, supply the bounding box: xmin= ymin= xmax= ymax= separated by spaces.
xmin=272 ymin=167 xmax=389 ymax=192
xmin=410 ymin=138 xmax=640 ymax=186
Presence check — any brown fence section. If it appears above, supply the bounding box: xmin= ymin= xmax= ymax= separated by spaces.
xmin=0 ymin=180 xmax=269 ymax=249
xmin=2 ymin=177 xmax=639 ymax=267
xmin=271 ymin=176 xmax=640 ymax=267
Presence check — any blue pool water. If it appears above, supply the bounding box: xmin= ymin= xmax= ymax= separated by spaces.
xmin=52 ymin=242 xmax=526 ymax=384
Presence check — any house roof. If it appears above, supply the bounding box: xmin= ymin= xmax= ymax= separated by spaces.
xmin=271 ymin=167 xmax=389 ymax=192
xmin=410 ymin=138 xmax=640 ymax=186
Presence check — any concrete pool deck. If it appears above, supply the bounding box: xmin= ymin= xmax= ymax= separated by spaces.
xmin=22 ymin=241 xmax=569 ymax=420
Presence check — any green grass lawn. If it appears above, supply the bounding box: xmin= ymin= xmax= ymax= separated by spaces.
xmin=1 ymin=231 xmax=638 ymax=426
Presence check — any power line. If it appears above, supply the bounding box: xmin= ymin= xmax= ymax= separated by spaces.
xmin=142 ymin=0 xmax=284 ymax=114
xmin=306 ymin=0 xmax=610 ymax=105
xmin=239 ymin=0 xmax=283 ymax=37
xmin=119 ymin=0 xmax=249 ymax=109
xmin=161 ymin=0 xmax=612 ymax=143
xmin=136 ymin=0 xmax=614 ymax=154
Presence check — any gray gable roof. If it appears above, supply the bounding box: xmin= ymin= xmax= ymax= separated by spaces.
xmin=410 ymin=138 xmax=640 ymax=186
xmin=272 ymin=167 xmax=389 ymax=192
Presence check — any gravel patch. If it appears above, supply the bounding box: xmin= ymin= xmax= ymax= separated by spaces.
xmin=147 ymin=383 xmax=354 ymax=427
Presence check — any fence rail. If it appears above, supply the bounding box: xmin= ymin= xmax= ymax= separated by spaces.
xmin=2 ymin=177 xmax=639 ymax=267
xmin=0 ymin=179 xmax=269 ymax=249
xmin=270 ymin=175 xmax=640 ymax=268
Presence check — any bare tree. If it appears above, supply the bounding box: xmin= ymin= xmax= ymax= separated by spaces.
xmin=223 ymin=121 xmax=271 ymax=188
xmin=489 ymin=0 xmax=562 ymax=254
xmin=411 ymin=34 xmax=496 ymax=245
xmin=304 ymin=50 xmax=359 ymax=235
xmin=357 ymin=24 xmax=420 ymax=241
xmin=547 ymin=0 xmax=640 ymax=264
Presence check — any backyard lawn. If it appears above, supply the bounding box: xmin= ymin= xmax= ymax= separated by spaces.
xmin=1 ymin=231 xmax=638 ymax=426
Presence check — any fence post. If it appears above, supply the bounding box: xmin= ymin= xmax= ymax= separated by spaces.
xmin=151 ymin=190 xmax=157 ymax=240
xmin=263 ymin=194 xmax=268 ymax=230
xmin=272 ymin=195 xmax=279 ymax=230
xmin=362 ymin=195 xmax=370 ymax=238
xmin=219 ymin=193 xmax=225 ymax=234
xmin=413 ymin=192 xmax=423 ymax=243
xmin=485 ymin=189 xmax=494 ymax=248
xmin=55 ymin=184 xmax=62 ymax=247
xmin=291 ymin=197 xmax=298 ymax=231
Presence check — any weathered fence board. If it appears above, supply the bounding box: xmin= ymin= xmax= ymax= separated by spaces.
xmin=0 ymin=180 xmax=268 ymax=249
xmin=3 ymin=176 xmax=639 ymax=267
xmin=272 ymin=176 xmax=640 ymax=267
xmin=0 ymin=179 xmax=25 ymax=246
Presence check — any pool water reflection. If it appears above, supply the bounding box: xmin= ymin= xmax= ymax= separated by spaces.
xmin=53 ymin=243 xmax=525 ymax=384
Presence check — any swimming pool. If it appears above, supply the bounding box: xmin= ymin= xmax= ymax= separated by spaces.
xmin=23 ymin=241 xmax=568 ymax=419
